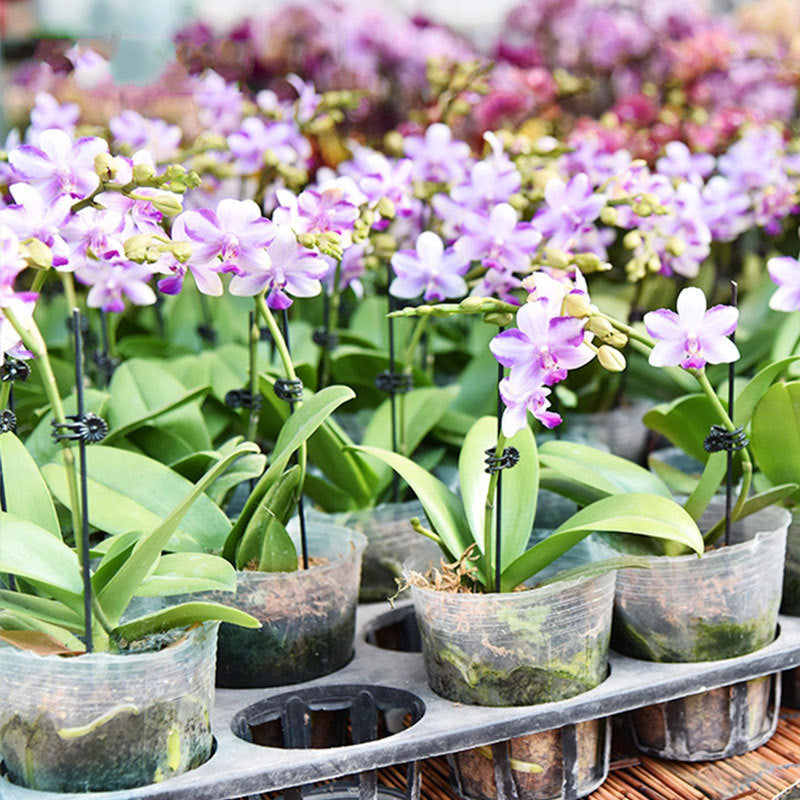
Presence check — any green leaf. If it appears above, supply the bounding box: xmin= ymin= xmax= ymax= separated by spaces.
xmin=539 ymin=441 xmax=671 ymax=501
xmin=0 ymin=512 xmax=82 ymax=597
xmin=362 ymin=386 xmax=459 ymax=493
xmin=643 ymin=395 xmax=720 ymax=463
xmin=255 ymin=516 xmax=298 ymax=572
xmin=500 ymin=494 xmax=703 ymax=591
xmin=303 ymin=473 xmax=360 ymax=512
xmin=135 ymin=553 xmax=238 ymax=596
xmin=751 ymin=381 xmax=800 ymax=503
xmin=0 ymin=614 xmax=85 ymax=653
xmin=0 ymin=590 xmax=84 ymax=631
xmin=535 ymin=556 xmax=653 ymax=588
xmin=352 ymin=445 xmax=473 ymax=564
xmin=647 ymin=454 xmax=700 ymax=495
xmin=734 ymin=356 xmax=800 ymax=427
xmin=43 ymin=446 xmax=232 ymax=553
xmin=114 ymin=602 xmax=260 ymax=641
xmin=458 ymin=417 xmax=538 ymax=571
xmin=95 ymin=442 xmax=259 ymax=626
xmin=683 ymin=451 xmax=727 ymax=521
xmin=0 ymin=433 xmax=60 ymax=537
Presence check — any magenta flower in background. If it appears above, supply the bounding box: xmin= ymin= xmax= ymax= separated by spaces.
xmin=9 ymin=129 xmax=109 ymax=203
xmin=287 ymin=74 xmax=322 ymax=124
xmin=193 ymin=70 xmax=245 ymax=135
xmin=498 ymin=377 xmax=561 ymax=437
xmin=75 ymin=258 xmax=156 ymax=313
xmin=490 ymin=300 xmax=593 ymax=390
xmin=403 ymin=123 xmax=471 ymax=184
xmin=228 ymin=224 xmax=328 ymax=309
xmin=454 ymin=203 xmax=542 ymax=272
xmin=178 ymin=198 xmax=275 ymax=275
xmin=390 ymin=231 xmax=469 ymax=301
xmin=767 ymin=254 xmax=800 ymax=312
xmin=644 ymin=286 xmax=739 ymax=369
xmin=0 ymin=183 xmax=72 ymax=268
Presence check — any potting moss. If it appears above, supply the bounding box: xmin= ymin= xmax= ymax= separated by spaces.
xmin=0 ymin=696 xmax=211 ymax=793
xmin=612 ymin=611 xmax=776 ymax=663
xmin=216 ymin=609 xmax=356 ymax=688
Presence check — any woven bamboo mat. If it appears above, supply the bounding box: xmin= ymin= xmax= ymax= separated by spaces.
xmin=371 ymin=708 xmax=800 ymax=800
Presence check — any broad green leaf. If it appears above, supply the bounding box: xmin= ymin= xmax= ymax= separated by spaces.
xmin=353 ymin=445 xmax=473 ymax=565
xmin=114 ymin=602 xmax=260 ymax=640
xmin=539 ymin=441 xmax=671 ymax=500
xmin=43 ymin=446 xmax=232 ymax=553
xmin=0 ymin=512 xmax=82 ymax=596
xmin=135 ymin=553 xmax=238 ymax=596
xmin=0 ymin=590 xmax=83 ymax=631
xmin=96 ymin=442 xmax=259 ymax=626
xmin=105 ymin=359 xmax=211 ymax=452
xmin=643 ymin=395 xmax=720 ymax=463
xmin=500 ymin=494 xmax=703 ymax=591
xmin=535 ymin=556 xmax=653 ymax=588
xmin=734 ymin=356 xmax=800 ymax=427
xmin=363 ymin=385 xmax=459 ymax=493
xmin=458 ymin=417 xmax=538 ymax=571
xmin=0 ymin=433 xmax=60 ymax=537
xmin=647 ymin=454 xmax=700 ymax=495
xmin=255 ymin=517 xmax=297 ymax=572
xmin=683 ymin=451 xmax=727 ymax=521
xmin=751 ymin=381 xmax=800 ymax=503
xmin=303 ymin=473 xmax=360 ymax=512
xmin=702 ymin=483 xmax=798 ymax=546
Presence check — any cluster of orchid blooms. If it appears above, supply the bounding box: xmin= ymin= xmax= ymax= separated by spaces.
xmin=2 ymin=42 xmax=800 ymax=437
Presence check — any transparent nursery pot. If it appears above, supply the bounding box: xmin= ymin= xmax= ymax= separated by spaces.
xmin=307 ymin=501 xmax=424 ymax=602
xmin=780 ymin=508 xmax=800 ymax=615
xmin=0 ymin=623 xmax=217 ymax=793
xmin=449 ymin=719 xmax=610 ymax=800
xmin=215 ymin=524 xmax=366 ymax=688
xmin=405 ymin=553 xmax=615 ymax=706
xmin=564 ymin=399 xmax=652 ymax=463
xmin=613 ymin=504 xmax=789 ymax=663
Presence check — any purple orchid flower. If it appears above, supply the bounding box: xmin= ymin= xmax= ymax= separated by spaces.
xmin=157 ymin=216 xmax=224 ymax=297
xmin=403 ymin=123 xmax=471 ymax=185
xmin=228 ymin=117 xmax=311 ymax=174
xmin=9 ymin=129 xmax=109 ymax=203
xmin=644 ymin=287 xmax=739 ymax=369
xmin=178 ymin=198 xmax=275 ymax=276
xmin=470 ymin=267 xmax=523 ymax=305
xmin=228 ymin=224 xmax=328 ymax=309
xmin=490 ymin=300 xmax=594 ymax=391
xmin=323 ymin=244 xmax=367 ymax=298
xmin=767 ymin=253 xmax=800 ymax=312
xmin=533 ymin=173 xmax=607 ymax=250
xmin=109 ymin=110 xmax=182 ymax=162
xmin=28 ymin=93 xmax=80 ymax=140
xmin=454 ymin=203 xmax=542 ymax=273
xmin=0 ymin=224 xmax=36 ymax=362
xmin=287 ymin=74 xmax=322 ymax=124
xmin=194 ymin=70 xmax=244 ymax=135
xmin=341 ymin=148 xmax=415 ymax=218
xmin=62 ymin=206 xmax=133 ymax=268
xmin=390 ymin=231 xmax=469 ymax=302
xmin=498 ymin=377 xmax=561 ymax=437
xmin=656 ymin=141 xmax=716 ymax=188
xmin=274 ymin=188 xmax=359 ymax=243
xmin=450 ymin=132 xmax=521 ymax=212
xmin=0 ymin=183 xmax=72 ymax=268
xmin=75 ymin=257 xmax=156 ymax=313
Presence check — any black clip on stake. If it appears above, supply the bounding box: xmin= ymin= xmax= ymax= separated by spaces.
xmin=51 ymin=309 xmax=109 ymax=653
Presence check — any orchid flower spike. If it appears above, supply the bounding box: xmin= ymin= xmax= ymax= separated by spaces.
xmin=643 ymin=286 xmax=739 ymax=370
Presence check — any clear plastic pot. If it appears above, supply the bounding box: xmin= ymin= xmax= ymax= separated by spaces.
xmin=215 ymin=524 xmax=366 ymax=688
xmin=627 ymin=674 xmax=779 ymax=761
xmin=613 ymin=504 xmax=790 ymax=662
xmin=780 ymin=509 xmax=800 ymax=615
xmin=406 ymin=553 xmax=615 ymax=706
xmin=450 ymin=719 xmax=610 ymax=800
xmin=307 ymin=501 xmax=424 ymax=602
xmin=0 ymin=623 xmax=217 ymax=792
xmin=564 ymin=399 xmax=653 ymax=463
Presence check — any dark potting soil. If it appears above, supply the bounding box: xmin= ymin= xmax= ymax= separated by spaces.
xmin=215 ymin=611 xmax=357 ymax=688
xmin=0 ymin=695 xmax=211 ymax=792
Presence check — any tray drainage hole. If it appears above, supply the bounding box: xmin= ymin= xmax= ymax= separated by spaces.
xmin=231 ymin=685 xmax=426 ymax=749
xmin=364 ymin=605 xmax=421 ymax=653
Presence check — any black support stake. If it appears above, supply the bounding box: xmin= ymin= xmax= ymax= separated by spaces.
xmin=726 ymin=281 xmax=738 ymax=548
xmin=387 ymin=262 xmax=400 ymax=503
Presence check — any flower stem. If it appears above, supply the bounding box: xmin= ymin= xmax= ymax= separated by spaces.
xmin=597 ymin=311 xmax=655 ymax=349
xmin=482 ymin=433 xmax=506 ymax=590
xmin=0 ymin=381 xmax=10 ymax=411
xmin=247 ymin=307 xmax=260 ymax=443
xmin=4 ymin=308 xmax=82 ymax=549
xmin=398 ymin=315 xmax=429 ymax=454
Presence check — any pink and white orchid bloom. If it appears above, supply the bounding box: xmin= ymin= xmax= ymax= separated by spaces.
xmin=644 ymin=287 xmax=739 ymax=370
xmin=767 ymin=254 xmax=800 ymax=313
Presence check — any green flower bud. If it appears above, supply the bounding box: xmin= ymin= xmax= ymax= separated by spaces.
xmin=150 ymin=193 xmax=183 ymax=216
xmin=459 ymin=296 xmax=485 ymax=312
xmin=165 ymin=164 xmax=187 ymax=181
xmin=564 ymin=292 xmax=591 ymax=318
xmin=666 ymin=236 xmax=686 ymax=257
xmin=170 ymin=242 xmax=193 ymax=263
xmin=623 ymin=231 xmax=642 ymax=250
xmin=195 ymin=132 xmax=227 ymax=151
xmin=132 ymin=162 xmax=156 ymax=183
xmin=632 ymin=202 xmax=653 ymax=217
xmin=23 ymin=238 xmax=52 ymax=269
xmin=607 ymin=331 xmax=629 ymax=348
xmin=376 ymin=196 xmax=396 ymax=220
xmin=597 ymin=345 xmax=626 ymax=372
xmin=124 ymin=234 xmax=152 ymax=261
xmin=94 ymin=152 xmax=117 ymax=182
xmin=586 ymin=317 xmax=614 ymax=338
xmin=574 ymin=252 xmax=603 ymax=272
xmin=543 ymin=246 xmax=571 ymax=269
xmin=600 ymin=206 xmax=619 ymax=226
xmin=647 ymin=254 xmax=662 ymax=272
xmin=383 ymin=131 xmax=404 ymax=157
xmin=484 ymin=311 xmax=514 ymax=327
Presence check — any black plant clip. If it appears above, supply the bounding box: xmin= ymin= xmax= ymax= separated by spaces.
xmin=274 ymin=378 xmax=304 ymax=403
xmin=703 ymin=424 xmax=748 ymax=453
xmin=484 ymin=446 xmax=520 ymax=474
xmin=312 ymin=329 xmax=339 ymax=351
xmin=51 ymin=412 xmax=109 ymax=444
xmin=375 ymin=370 xmax=413 ymax=394
xmin=91 ymin=350 xmax=120 ymax=381
xmin=1 ymin=358 xmax=31 ymax=383
xmin=225 ymin=388 xmax=263 ymax=410
xmin=196 ymin=323 xmax=218 ymax=344
xmin=0 ymin=409 xmax=16 ymax=434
